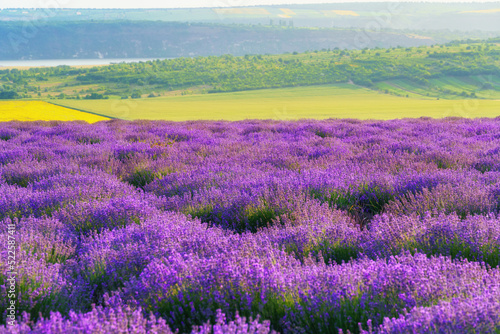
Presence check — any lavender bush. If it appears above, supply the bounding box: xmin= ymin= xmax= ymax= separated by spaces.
xmin=1 ymin=118 xmax=500 ymax=333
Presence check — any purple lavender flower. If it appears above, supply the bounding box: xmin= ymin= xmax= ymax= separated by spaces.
xmin=2 ymin=118 xmax=500 ymax=333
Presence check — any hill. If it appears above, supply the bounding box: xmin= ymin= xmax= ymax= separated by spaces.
xmin=1 ymin=39 xmax=499 ymax=101
xmin=0 ymin=21 xmax=438 ymax=61
xmin=1 ymin=3 xmax=500 ymax=31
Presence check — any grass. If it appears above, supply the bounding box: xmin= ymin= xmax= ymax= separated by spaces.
xmin=54 ymin=84 xmax=500 ymax=121
xmin=0 ymin=101 xmax=109 ymax=122
xmin=375 ymin=75 xmax=500 ymax=100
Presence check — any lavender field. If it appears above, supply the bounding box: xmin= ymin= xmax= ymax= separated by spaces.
xmin=1 ymin=118 xmax=500 ymax=333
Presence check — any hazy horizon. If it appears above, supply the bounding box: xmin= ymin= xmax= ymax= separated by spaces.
xmin=2 ymin=0 xmax=500 ymax=9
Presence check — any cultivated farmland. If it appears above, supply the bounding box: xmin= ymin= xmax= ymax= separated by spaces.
xmin=1 ymin=119 xmax=500 ymax=333
xmin=0 ymin=101 xmax=109 ymax=123
xmin=54 ymin=85 xmax=500 ymax=121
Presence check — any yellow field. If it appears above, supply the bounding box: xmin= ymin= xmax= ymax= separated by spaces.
xmin=460 ymin=8 xmax=500 ymax=14
xmin=322 ymin=10 xmax=359 ymax=17
xmin=0 ymin=101 xmax=109 ymax=122
xmin=280 ymin=8 xmax=296 ymax=16
xmin=54 ymin=85 xmax=500 ymax=121
xmin=406 ymin=33 xmax=433 ymax=40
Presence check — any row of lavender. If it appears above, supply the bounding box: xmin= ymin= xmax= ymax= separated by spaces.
xmin=1 ymin=118 xmax=500 ymax=333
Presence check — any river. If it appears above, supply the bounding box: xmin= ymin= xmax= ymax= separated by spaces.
xmin=0 ymin=58 xmax=169 ymax=68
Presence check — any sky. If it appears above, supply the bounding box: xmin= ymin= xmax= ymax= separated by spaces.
xmin=1 ymin=0 xmax=499 ymax=9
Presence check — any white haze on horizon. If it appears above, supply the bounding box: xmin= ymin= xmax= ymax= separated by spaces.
xmin=2 ymin=0 xmax=500 ymax=9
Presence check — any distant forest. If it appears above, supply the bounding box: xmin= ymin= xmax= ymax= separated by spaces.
xmin=1 ymin=39 xmax=499 ymax=100
xmin=1 ymin=2 xmax=500 ymax=61
xmin=2 ymin=3 xmax=500 ymax=30
xmin=0 ymin=21 xmax=445 ymax=60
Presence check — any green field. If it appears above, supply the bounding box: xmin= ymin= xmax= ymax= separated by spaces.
xmin=54 ymin=84 xmax=500 ymax=121
xmin=373 ymin=75 xmax=500 ymax=100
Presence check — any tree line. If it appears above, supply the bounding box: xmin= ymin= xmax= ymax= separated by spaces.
xmin=1 ymin=39 xmax=499 ymax=99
